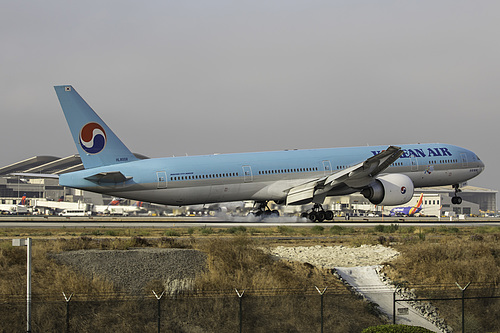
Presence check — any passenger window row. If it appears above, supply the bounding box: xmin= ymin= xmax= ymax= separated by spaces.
xmin=257 ymin=167 xmax=319 ymax=175
xmin=428 ymin=159 xmax=458 ymax=164
xmin=171 ymin=173 xmax=239 ymax=181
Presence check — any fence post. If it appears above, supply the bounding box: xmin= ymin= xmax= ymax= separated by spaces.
xmin=315 ymin=286 xmax=327 ymax=333
xmin=152 ymin=290 xmax=165 ymax=333
xmin=392 ymin=291 xmax=396 ymax=324
xmin=12 ymin=238 xmax=32 ymax=333
xmin=456 ymin=282 xmax=471 ymax=333
xmin=235 ymin=289 xmax=245 ymax=333
xmin=62 ymin=292 xmax=73 ymax=333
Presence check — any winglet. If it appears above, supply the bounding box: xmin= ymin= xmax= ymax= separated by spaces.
xmin=54 ymin=85 xmax=139 ymax=169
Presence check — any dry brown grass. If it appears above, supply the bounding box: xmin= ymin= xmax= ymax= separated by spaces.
xmin=386 ymin=234 xmax=500 ymax=285
xmin=1 ymin=225 xmax=499 ymax=332
xmin=193 ymin=236 xmax=343 ymax=291
xmin=384 ymin=233 xmax=500 ymax=332
xmin=0 ymin=239 xmax=116 ymax=299
xmin=0 ymin=233 xmax=386 ymax=332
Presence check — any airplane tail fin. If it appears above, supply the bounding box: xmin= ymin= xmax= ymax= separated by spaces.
xmin=415 ymin=193 xmax=424 ymax=209
xmin=109 ymin=197 xmax=121 ymax=206
xmin=54 ymin=85 xmax=139 ymax=169
xmin=408 ymin=193 xmax=424 ymax=215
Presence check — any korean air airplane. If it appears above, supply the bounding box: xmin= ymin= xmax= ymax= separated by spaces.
xmin=390 ymin=193 xmax=424 ymax=217
xmin=54 ymin=85 xmax=485 ymax=221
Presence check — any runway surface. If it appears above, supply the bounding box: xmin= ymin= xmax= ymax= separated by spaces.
xmin=0 ymin=216 xmax=499 ymax=228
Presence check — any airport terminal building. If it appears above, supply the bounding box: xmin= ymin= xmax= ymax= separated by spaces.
xmin=0 ymin=155 xmax=497 ymax=216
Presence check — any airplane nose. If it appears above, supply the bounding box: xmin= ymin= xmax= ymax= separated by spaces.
xmin=476 ymin=155 xmax=485 ymax=173
xmin=479 ymin=159 xmax=485 ymax=171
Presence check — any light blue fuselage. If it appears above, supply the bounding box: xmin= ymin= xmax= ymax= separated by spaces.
xmin=60 ymin=143 xmax=484 ymax=206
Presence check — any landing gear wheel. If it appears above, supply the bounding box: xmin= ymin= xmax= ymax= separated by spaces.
xmin=308 ymin=212 xmax=317 ymax=222
xmin=304 ymin=204 xmax=333 ymax=222
xmin=251 ymin=201 xmax=280 ymax=219
xmin=324 ymin=210 xmax=334 ymax=220
xmin=316 ymin=211 xmax=325 ymax=222
xmin=452 ymin=184 xmax=463 ymax=205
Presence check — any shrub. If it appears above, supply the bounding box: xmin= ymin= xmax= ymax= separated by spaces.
xmin=164 ymin=230 xmax=180 ymax=237
xmin=226 ymin=226 xmax=247 ymax=234
xmin=438 ymin=226 xmax=459 ymax=234
xmin=277 ymin=226 xmax=294 ymax=234
xmin=200 ymin=227 xmax=213 ymax=235
xmin=362 ymin=324 xmax=433 ymax=333
xmin=387 ymin=224 xmax=399 ymax=233
xmin=377 ymin=236 xmax=387 ymax=244
xmin=329 ymin=225 xmax=345 ymax=235
xmin=470 ymin=234 xmax=484 ymax=241
xmin=104 ymin=230 xmax=119 ymax=236
xmin=311 ymin=226 xmax=324 ymax=234
xmin=130 ymin=236 xmax=150 ymax=247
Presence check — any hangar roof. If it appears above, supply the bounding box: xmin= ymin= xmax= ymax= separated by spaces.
xmin=0 ymin=153 xmax=148 ymax=176
xmin=419 ymin=185 xmax=497 ymax=194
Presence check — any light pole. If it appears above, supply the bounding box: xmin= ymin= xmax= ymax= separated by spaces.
xmin=12 ymin=238 xmax=32 ymax=333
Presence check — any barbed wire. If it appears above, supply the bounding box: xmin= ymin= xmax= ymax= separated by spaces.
xmin=0 ymin=281 xmax=497 ymax=302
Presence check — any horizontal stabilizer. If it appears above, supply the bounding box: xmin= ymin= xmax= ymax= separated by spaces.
xmin=9 ymin=172 xmax=60 ymax=179
xmin=84 ymin=171 xmax=132 ymax=184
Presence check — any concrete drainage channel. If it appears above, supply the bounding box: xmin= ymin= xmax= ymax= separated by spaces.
xmin=334 ymin=266 xmax=451 ymax=333
xmin=267 ymin=245 xmax=451 ymax=332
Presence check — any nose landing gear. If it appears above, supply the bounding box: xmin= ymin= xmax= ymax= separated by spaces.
xmin=452 ymin=184 xmax=463 ymax=205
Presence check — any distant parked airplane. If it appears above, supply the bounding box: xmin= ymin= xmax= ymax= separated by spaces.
xmin=54 ymin=85 xmax=485 ymax=221
xmin=390 ymin=193 xmax=424 ymax=217
xmin=93 ymin=200 xmax=145 ymax=216
xmin=0 ymin=193 xmax=28 ymax=215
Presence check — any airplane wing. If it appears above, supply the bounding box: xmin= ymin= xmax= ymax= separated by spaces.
xmin=286 ymin=146 xmax=403 ymax=205
xmin=84 ymin=171 xmax=132 ymax=184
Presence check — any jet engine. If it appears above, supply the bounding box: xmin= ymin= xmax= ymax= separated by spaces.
xmin=361 ymin=174 xmax=414 ymax=206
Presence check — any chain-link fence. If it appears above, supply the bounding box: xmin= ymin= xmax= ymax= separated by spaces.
xmin=392 ymin=282 xmax=500 ymax=333
xmin=1 ymin=285 xmax=499 ymax=332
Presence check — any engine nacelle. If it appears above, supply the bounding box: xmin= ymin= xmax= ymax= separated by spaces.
xmin=361 ymin=174 xmax=414 ymax=206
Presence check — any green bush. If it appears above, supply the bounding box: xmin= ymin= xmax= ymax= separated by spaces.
xmin=362 ymin=324 xmax=433 ymax=333
xmin=375 ymin=224 xmax=399 ymax=233
xmin=226 ymin=226 xmax=247 ymax=234
xmin=311 ymin=225 xmax=324 ymax=234
xmin=164 ymin=230 xmax=180 ymax=237
xmin=200 ymin=227 xmax=213 ymax=235
xmin=277 ymin=226 xmax=294 ymax=234
xmin=329 ymin=225 xmax=345 ymax=235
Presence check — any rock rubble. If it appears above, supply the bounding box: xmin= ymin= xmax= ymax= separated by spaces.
xmin=267 ymin=244 xmax=400 ymax=267
xmin=52 ymin=248 xmax=207 ymax=294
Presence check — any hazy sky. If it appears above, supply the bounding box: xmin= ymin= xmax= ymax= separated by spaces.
xmin=1 ymin=1 xmax=498 ymax=197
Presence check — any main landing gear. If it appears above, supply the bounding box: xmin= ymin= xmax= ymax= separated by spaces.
xmin=248 ymin=201 xmax=280 ymax=218
xmin=300 ymin=204 xmax=334 ymax=222
xmin=452 ymin=184 xmax=463 ymax=205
